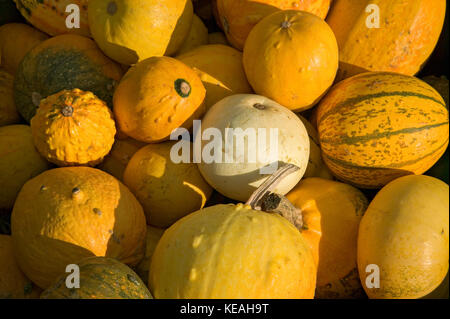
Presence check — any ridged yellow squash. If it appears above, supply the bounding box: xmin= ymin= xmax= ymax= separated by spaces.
xmin=149 ymin=203 xmax=317 ymax=298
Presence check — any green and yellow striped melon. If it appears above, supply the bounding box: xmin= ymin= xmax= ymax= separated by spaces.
xmin=317 ymin=72 xmax=449 ymax=189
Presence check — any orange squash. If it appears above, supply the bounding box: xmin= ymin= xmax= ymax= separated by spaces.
xmin=177 ymin=44 xmax=252 ymax=110
xmin=31 ymin=89 xmax=116 ymax=167
xmin=177 ymin=14 xmax=209 ymax=55
xmin=217 ymin=0 xmax=331 ymax=50
xmin=41 ymin=257 xmax=152 ymax=299
xmin=317 ymin=72 xmax=449 ymax=189
xmin=0 ymin=23 xmax=48 ymax=75
xmin=123 ymin=141 xmax=213 ymax=227
xmin=326 ymin=0 xmax=446 ymax=80
xmin=13 ymin=34 xmax=124 ymax=123
xmin=286 ymin=178 xmax=368 ymax=298
xmin=0 ymin=234 xmax=41 ymax=298
xmin=0 ymin=68 xmax=20 ymax=127
xmin=13 ymin=1 xmax=90 ymax=37
xmin=113 ymin=56 xmax=206 ymax=143
xmin=11 ymin=166 xmax=147 ymax=289
xmin=0 ymin=125 xmax=51 ymax=211
xmin=97 ymin=138 xmax=146 ymax=181
xmin=88 ymin=0 xmax=194 ymax=65
xmin=243 ymin=10 xmax=338 ymax=111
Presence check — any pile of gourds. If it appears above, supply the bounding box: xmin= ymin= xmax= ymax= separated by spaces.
xmin=0 ymin=0 xmax=449 ymax=299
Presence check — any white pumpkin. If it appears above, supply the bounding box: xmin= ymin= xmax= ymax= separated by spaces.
xmin=195 ymin=94 xmax=309 ymax=201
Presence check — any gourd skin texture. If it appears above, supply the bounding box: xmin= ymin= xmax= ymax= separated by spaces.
xmin=135 ymin=226 xmax=165 ymax=285
xmin=177 ymin=44 xmax=252 ymax=110
xmin=123 ymin=141 xmax=213 ymax=228
xmin=11 ymin=167 xmax=147 ymax=289
xmin=14 ymin=34 xmax=124 ymax=123
xmin=197 ymin=94 xmax=310 ymax=202
xmin=0 ymin=23 xmax=48 ymax=75
xmin=31 ymin=89 xmax=116 ymax=167
xmin=357 ymin=175 xmax=449 ymax=299
xmin=177 ymin=14 xmax=208 ymax=55
xmin=0 ymin=69 xmax=20 ymax=126
xmin=0 ymin=234 xmax=41 ymax=298
xmin=243 ymin=10 xmax=339 ymax=111
xmin=0 ymin=125 xmax=51 ymax=211
xmin=286 ymin=178 xmax=368 ymax=299
xmin=317 ymin=72 xmax=449 ymax=189
xmin=113 ymin=56 xmax=206 ymax=143
xmin=88 ymin=0 xmax=194 ymax=65
xmin=327 ymin=0 xmax=446 ymax=80
xmin=217 ymin=0 xmax=330 ymax=50
xmin=97 ymin=138 xmax=146 ymax=181
xmin=297 ymin=115 xmax=333 ymax=180
xmin=149 ymin=204 xmax=317 ymax=299
xmin=13 ymin=0 xmax=90 ymax=37
xmin=41 ymin=257 xmax=152 ymax=299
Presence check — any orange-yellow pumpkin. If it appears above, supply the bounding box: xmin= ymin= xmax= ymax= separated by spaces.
xmin=97 ymin=138 xmax=146 ymax=181
xmin=11 ymin=166 xmax=147 ymax=289
xmin=149 ymin=203 xmax=317 ymax=298
xmin=113 ymin=56 xmax=206 ymax=143
xmin=358 ymin=175 xmax=449 ymax=299
xmin=317 ymin=72 xmax=449 ymax=189
xmin=135 ymin=226 xmax=165 ymax=285
xmin=0 ymin=125 xmax=51 ymax=211
xmin=326 ymin=0 xmax=446 ymax=80
xmin=41 ymin=257 xmax=152 ymax=299
xmin=30 ymin=89 xmax=116 ymax=167
xmin=88 ymin=0 xmax=194 ymax=65
xmin=0 ymin=234 xmax=41 ymax=298
xmin=177 ymin=44 xmax=252 ymax=110
xmin=0 ymin=68 xmax=20 ymax=127
xmin=286 ymin=178 xmax=368 ymax=298
xmin=13 ymin=0 xmax=90 ymax=37
xmin=217 ymin=0 xmax=331 ymax=50
xmin=177 ymin=14 xmax=209 ymax=55
xmin=123 ymin=141 xmax=213 ymax=227
xmin=243 ymin=10 xmax=338 ymax=111
xmin=0 ymin=23 xmax=48 ymax=75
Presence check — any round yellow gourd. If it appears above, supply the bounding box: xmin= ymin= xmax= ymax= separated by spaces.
xmin=113 ymin=56 xmax=206 ymax=143
xmin=88 ymin=0 xmax=194 ymax=65
xmin=243 ymin=10 xmax=338 ymax=111
xmin=357 ymin=175 xmax=449 ymax=299
xmin=149 ymin=203 xmax=317 ymax=298
xmin=286 ymin=178 xmax=368 ymax=298
xmin=177 ymin=44 xmax=252 ymax=110
xmin=30 ymin=89 xmax=116 ymax=167
xmin=196 ymin=94 xmax=310 ymax=201
xmin=0 ymin=125 xmax=51 ymax=211
xmin=177 ymin=14 xmax=209 ymax=55
xmin=0 ymin=68 xmax=20 ymax=127
xmin=123 ymin=141 xmax=213 ymax=227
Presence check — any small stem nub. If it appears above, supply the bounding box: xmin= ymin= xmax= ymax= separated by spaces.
xmin=107 ymin=1 xmax=117 ymax=15
xmin=61 ymin=105 xmax=74 ymax=117
xmin=281 ymin=21 xmax=292 ymax=29
xmin=253 ymin=103 xmax=265 ymax=110
xmin=175 ymin=79 xmax=192 ymax=98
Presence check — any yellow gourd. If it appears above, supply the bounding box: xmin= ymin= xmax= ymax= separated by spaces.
xmin=177 ymin=14 xmax=209 ymax=55
xmin=358 ymin=175 xmax=449 ymax=299
xmin=123 ymin=141 xmax=213 ymax=227
xmin=0 ymin=69 xmax=20 ymax=127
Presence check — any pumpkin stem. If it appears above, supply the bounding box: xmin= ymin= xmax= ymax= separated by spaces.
xmin=246 ymin=164 xmax=303 ymax=229
xmin=107 ymin=1 xmax=118 ymax=15
xmin=174 ymin=79 xmax=191 ymax=98
xmin=281 ymin=21 xmax=292 ymax=29
xmin=61 ymin=105 xmax=74 ymax=117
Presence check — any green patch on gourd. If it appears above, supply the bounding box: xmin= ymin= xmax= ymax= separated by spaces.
xmin=174 ymin=78 xmax=191 ymax=98
xmin=14 ymin=47 xmax=117 ymax=122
